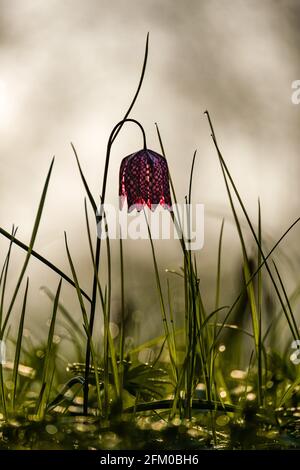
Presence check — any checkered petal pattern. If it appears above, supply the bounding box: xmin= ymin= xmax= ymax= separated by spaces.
xmin=119 ymin=149 xmax=172 ymax=212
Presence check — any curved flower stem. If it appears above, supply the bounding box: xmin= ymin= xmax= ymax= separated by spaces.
xmin=82 ymin=31 xmax=149 ymax=415
xmin=83 ymin=118 xmax=147 ymax=415
xmin=101 ymin=118 xmax=147 ymax=208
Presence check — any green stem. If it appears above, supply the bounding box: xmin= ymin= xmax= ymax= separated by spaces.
xmin=83 ymin=118 xmax=147 ymax=414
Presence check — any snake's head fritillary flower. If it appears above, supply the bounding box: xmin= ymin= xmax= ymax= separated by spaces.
xmin=119 ymin=149 xmax=172 ymax=212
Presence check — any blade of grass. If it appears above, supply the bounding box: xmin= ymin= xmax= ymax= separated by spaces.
xmin=12 ymin=277 xmax=29 ymax=410
xmin=40 ymin=286 xmax=84 ymax=340
xmin=151 ymin=337 xmax=168 ymax=368
xmin=155 ymin=123 xmax=207 ymax=413
xmin=257 ymin=199 xmax=263 ymax=405
xmin=0 ymin=226 xmax=91 ymax=303
xmin=205 ymin=110 xmax=300 ymax=343
xmin=47 ymin=376 xmax=85 ymax=411
xmin=119 ymin=231 xmax=125 ymax=388
xmin=188 ymin=150 xmax=197 ymax=205
xmin=211 ymin=216 xmax=300 ymax=352
xmin=210 ymin=219 xmax=227 ymax=405
xmin=205 ymin=110 xmax=300 ymax=405
xmin=36 ymin=278 xmax=62 ymax=419
xmin=155 ymin=122 xmax=186 ymax=253
xmin=112 ymin=33 xmax=149 ymax=143
xmin=279 ymin=374 xmax=300 ymax=406
xmin=205 ymin=114 xmax=261 ymax=401
xmin=263 ymin=281 xmax=300 ymax=343
xmin=84 ymin=198 xmax=95 ymax=264
xmin=64 ymin=233 xmax=102 ymax=414
xmin=273 ymin=260 xmax=299 ymax=340
xmin=1 ymin=157 xmax=55 ymax=338
xmin=155 ymin=126 xmax=212 ymax=414
xmin=103 ymin=209 xmax=121 ymax=406
xmin=84 ymin=198 xmax=107 ymax=317
xmin=0 ymin=226 xmax=19 ymax=418
xmin=167 ymin=279 xmax=178 ymax=369
xmin=103 ymin=213 xmax=111 ymax=411
xmin=0 ymin=225 xmax=18 ymax=329
xmin=124 ymin=399 xmax=238 ymax=413
xmin=85 ymin=201 xmax=120 ymax=411
xmin=143 ymin=210 xmax=178 ymax=381
xmin=129 ymin=329 xmax=184 ymax=355
xmin=215 ymin=219 xmax=225 ymax=311
xmin=70 ymin=143 xmax=97 ymax=215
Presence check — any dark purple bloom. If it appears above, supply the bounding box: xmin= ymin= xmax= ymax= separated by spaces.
xmin=119 ymin=149 xmax=172 ymax=212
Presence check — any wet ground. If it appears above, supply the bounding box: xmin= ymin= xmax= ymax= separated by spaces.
xmin=1 ymin=409 xmax=300 ymax=450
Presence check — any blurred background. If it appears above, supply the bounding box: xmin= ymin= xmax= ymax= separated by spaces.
xmin=0 ymin=0 xmax=299 ymax=348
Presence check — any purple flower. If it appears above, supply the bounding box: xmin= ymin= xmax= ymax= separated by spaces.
xmin=119 ymin=149 xmax=172 ymax=212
